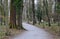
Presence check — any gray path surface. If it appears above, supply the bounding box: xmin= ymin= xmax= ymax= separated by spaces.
xmin=13 ymin=22 xmax=54 ymax=39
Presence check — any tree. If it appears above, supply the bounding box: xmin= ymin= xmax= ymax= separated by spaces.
xmin=0 ymin=0 xmax=3 ymax=25
xmin=0 ymin=0 xmax=7 ymax=25
xmin=36 ymin=3 xmax=42 ymax=24
xmin=43 ymin=0 xmax=51 ymax=26
xmin=10 ymin=0 xmax=16 ymax=28
xmin=32 ymin=0 xmax=36 ymax=25
xmin=3 ymin=0 xmax=9 ymax=25
xmin=56 ymin=0 xmax=60 ymax=26
xmin=14 ymin=0 xmax=24 ymax=29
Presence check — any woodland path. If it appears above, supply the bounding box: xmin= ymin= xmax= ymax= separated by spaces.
xmin=12 ymin=22 xmax=54 ymax=39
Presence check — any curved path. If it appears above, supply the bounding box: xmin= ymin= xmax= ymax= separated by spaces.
xmin=13 ymin=22 xmax=54 ymax=39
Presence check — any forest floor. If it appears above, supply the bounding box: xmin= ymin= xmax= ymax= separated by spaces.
xmin=2 ymin=29 xmax=25 ymax=39
xmin=0 ymin=22 xmax=60 ymax=39
xmin=35 ymin=23 xmax=60 ymax=39
xmin=0 ymin=25 xmax=25 ymax=39
xmin=35 ymin=23 xmax=60 ymax=35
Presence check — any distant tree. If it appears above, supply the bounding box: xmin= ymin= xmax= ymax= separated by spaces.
xmin=43 ymin=0 xmax=51 ymax=26
xmin=3 ymin=0 xmax=8 ymax=25
xmin=36 ymin=4 xmax=42 ymax=24
xmin=26 ymin=0 xmax=30 ymax=23
xmin=0 ymin=0 xmax=3 ymax=25
xmin=56 ymin=0 xmax=60 ymax=26
xmin=29 ymin=0 xmax=33 ymax=22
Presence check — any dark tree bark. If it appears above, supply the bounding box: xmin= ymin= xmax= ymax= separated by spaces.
xmin=32 ymin=0 xmax=36 ymax=25
xmin=43 ymin=0 xmax=51 ymax=26
xmin=57 ymin=0 xmax=60 ymax=2
xmin=18 ymin=8 xmax=24 ymax=29
xmin=0 ymin=0 xmax=3 ymax=25
xmin=10 ymin=0 xmax=16 ymax=28
xmin=17 ymin=0 xmax=25 ymax=30
xmin=46 ymin=0 xmax=51 ymax=26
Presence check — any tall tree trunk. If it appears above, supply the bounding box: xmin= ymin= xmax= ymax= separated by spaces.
xmin=17 ymin=0 xmax=24 ymax=30
xmin=18 ymin=9 xmax=23 ymax=29
xmin=3 ymin=0 xmax=8 ymax=25
xmin=29 ymin=0 xmax=33 ymax=22
xmin=32 ymin=0 xmax=36 ymax=25
xmin=10 ymin=0 xmax=16 ymax=28
xmin=45 ymin=0 xmax=51 ymax=26
xmin=43 ymin=0 xmax=51 ymax=26
xmin=0 ymin=0 xmax=2 ymax=25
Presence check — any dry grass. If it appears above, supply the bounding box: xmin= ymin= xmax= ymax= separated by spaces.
xmin=35 ymin=23 xmax=60 ymax=39
xmin=2 ymin=29 xmax=25 ymax=39
xmin=0 ymin=25 xmax=7 ymax=39
xmin=35 ymin=23 xmax=60 ymax=35
xmin=0 ymin=25 xmax=25 ymax=39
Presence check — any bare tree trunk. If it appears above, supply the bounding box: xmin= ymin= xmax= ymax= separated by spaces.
xmin=18 ymin=9 xmax=23 ymax=29
xmin=17 ymin=0 xmax=25 ymax=30
xmin=45 ymin=0 xmax=51 ymax=26
xmin=0 ymin=0 xmax=3 ymax=25
xmin=10 ymin=0 xmax=16 ymax=28
xmin=32 ymin=0 xmax=36 ymax=25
